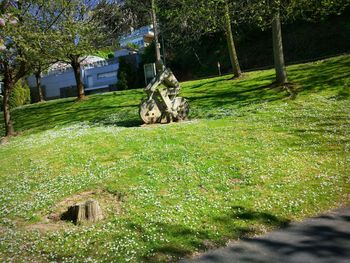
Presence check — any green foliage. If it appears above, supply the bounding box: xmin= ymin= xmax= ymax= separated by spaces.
xmin=166 ymin=11 xmax=350 ymax=80
xmin=94 ymin=50 xmax=115 ymax=59
xmin=45 ymin=0 xmax=111 ymax=65
xmin=0 ymin=0 xmax=50 ymax=80
xmin=92 ymin=0 xmax=128 ymax=40
xmin=9 ymin=80 xmax=31 ymax=108
xmin=117 ymin=56 xmax=144 ymax=90
xmin=0 ymin=80 xmax=31 ymax=110
xmin=122 ymin=0 xmax=152 ymax=28
xmin=141 ymin=42 xmax=157 ymax=64
xmin=159 ymin=0 xmax=228 ymax=45
xmin=126 ymin=43 xmax=140 ymax=50
xmin=116 ymin=71 xmax=128 ymax=90
xmin=287 ymin=0 xmax=350 ymax=22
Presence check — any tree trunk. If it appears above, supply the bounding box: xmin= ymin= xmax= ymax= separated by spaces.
xmin=224 ymin=3 xmax=241 ymax=78
xmin=2 ymin=78 xmax=15 ymax=137
xmin=35 ymin=71 xmax=44 ymax=102
xmin=61 ymin=200 xmax=104 ymax=224
xmin=151 ymin=0 xmax=163 ymax=73
xmin=71 ymin=57 xmax=85 ymax=100
xmin=272 ymin=11 xmax=288 ymax=84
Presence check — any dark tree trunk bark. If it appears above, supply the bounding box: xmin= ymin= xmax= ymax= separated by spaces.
xmin=2 ymin=67 xmax=15 ymax=137
xmin=1 ymin=57 xmax=27 ymax=137
xmin=71 ymin=57 xmax=85 ymax=100
xmin=35 ymin=71 xmax=44 ymax=102
xmin=272 ymin=11 xmax=288 ymax=84
xmin=224 ymin=3 xmax=241 ymax=78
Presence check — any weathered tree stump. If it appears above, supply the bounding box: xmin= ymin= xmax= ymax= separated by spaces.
xmin=61 ymin=199 xmax=104 ymax=224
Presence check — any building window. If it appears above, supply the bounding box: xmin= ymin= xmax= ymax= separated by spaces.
xmin=97 ymin=71 xmax=117 ymax=79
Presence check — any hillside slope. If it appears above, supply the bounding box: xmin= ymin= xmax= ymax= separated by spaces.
xmin=0 ymin=55 xmax=349 ymax=262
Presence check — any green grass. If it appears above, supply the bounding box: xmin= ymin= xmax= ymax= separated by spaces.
xmin=0 ymin=55 xmax=349 ymax=262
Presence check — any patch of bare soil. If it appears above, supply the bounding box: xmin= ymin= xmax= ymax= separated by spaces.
xmin=27 ymin=221 xmax=69 ymax=232
xmin=0 ymin=137 xmax=9 ymax=144
xmin=26 ymin=189 xmax=123 ymax=232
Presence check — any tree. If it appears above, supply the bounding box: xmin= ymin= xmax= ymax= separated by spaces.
xmin=0 ymin=0 xmax=48 ymax=136
xmin=272 ymin=5 xmax=288 ymax=84
xmin=241 ymin=0 xmax=350 ymax=85
xmin=33 ymin=63 xmax=46 ymax=102
xmin=157 ymin=0 xmax=242 ymax=78
xmin=224 ymin=2 xmax=241 ymax=78
xmin=92 ymin=0 xmax=131 ymax=40
xmin=27 ymin=8 xmax=62 ymax=103
xmin=0 ymin=0 xmax=89 ymax=136
xmin=29 ymin=46 xmax=58 ymax=103
xmin=121 ymin=0 xmax=152 ymax=29
xmin=46 ymin=0 xmax=110 ymax=100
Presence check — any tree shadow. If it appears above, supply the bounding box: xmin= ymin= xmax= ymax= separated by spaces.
xmin=184 ymin=74 xmax=291 ymax=117
xmin=2 ymin=55 xmax=348 ymax=136
xmin=288 ymin=56 xmax=350 ymax=99
xmin=6 ymin=72 xmax=284 ymax=136
xmin=280 ymin=110 xmax=350 ymax=152
xmin=9 ymin=92 xmax=143 ymax=136
xmin=136 ymin=206 xmax=289 ymax=263
xmin=183 ymin=208 xmax=350 ymax=263
xmin=188 ymin=77 xmax=229 ymax=90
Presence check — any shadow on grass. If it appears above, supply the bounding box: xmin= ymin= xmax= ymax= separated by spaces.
xmin=8 ymin=73 xmax=286 ymax=136
xmin=188 ymin=77 xmax=230 ymax=90
xmin=140 ymin=206 xmax=289 ymax=262
xmin=183 ymin=73 xmax=290 ymax=119
xmin=2 ymin=55 xmax=349 ymax=136
xmin=9 ymin=91 xmax=144 ymax=136
xmin=187 ymin=56 xmax=350 ymax=117
xmin=279 ymin=109 xmax=350 ymax=152
xmin=184 ymin=209 xmax=350 ymax=263
xmin=288 ymin=56 xmax=350 ymax=99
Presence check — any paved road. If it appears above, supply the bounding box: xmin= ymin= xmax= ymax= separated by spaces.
xmin=181 ymin=207 xmax=350 ymax=263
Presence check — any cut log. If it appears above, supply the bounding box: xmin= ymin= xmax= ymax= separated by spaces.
xmin=85 ymin=200 xmax=104 ymax=222
xmin=61 ymin=199 xmax=104 ymax=224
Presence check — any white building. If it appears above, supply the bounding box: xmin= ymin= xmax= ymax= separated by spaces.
xmin=28 ymin=56 xmax=120 ymax=100
xmin=119 ymin=25 xmax=154 ymax=48
xmin=26 ymin=25 xmax=154 ymax=101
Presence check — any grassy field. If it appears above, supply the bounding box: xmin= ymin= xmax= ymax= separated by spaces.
xmin=0 ymin=55 xmax=349 ymax=262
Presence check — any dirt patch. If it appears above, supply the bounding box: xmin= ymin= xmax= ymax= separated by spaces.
xmin=26 ymin=189 xmax=123 ymax=232
xmin=229 ymin=178 xmax=243 ymax=184
xmin=27 ymin=221 xmax=70 ymax=232
xmin=0 ymin=225 xmax=7 ymax=233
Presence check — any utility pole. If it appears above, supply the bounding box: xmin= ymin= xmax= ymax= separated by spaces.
xmin=151 ymin=0 xmax=163 ymax=73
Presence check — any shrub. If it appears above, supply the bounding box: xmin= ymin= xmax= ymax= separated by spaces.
xmin=117 ymin=56 xmax=144 ymax=90
xmin=0 ymin=80 xmax=31 ymax=110
xmin=10 ymin=80 xmax=31 ymax=108
xmin=116 ymin=71 xmax=128 ymax=90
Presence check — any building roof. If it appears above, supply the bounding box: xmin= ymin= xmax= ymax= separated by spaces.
xmin=48 ymin=56 xmax=106 ymax=73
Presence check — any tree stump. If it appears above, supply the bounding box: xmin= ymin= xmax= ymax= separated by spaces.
xmin=61 ymin=199 xmax=104 ymax=224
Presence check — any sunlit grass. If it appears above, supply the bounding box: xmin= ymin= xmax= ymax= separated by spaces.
xmin=0 ymin=55 xmax=349 ymax=262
